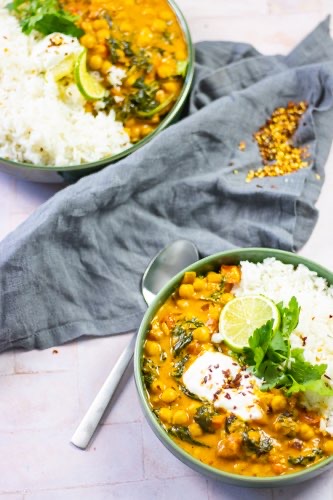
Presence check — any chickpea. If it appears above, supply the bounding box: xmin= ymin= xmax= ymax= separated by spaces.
xmin=159 ymin=407 xmax=173 ymax=424
xmin=162 ymin=80 xmax=181 ymax=94
xmin=175 ymin=49 xmax=187 ymax=61
xmin=150 ymin=379 xmax=165 ymax=394
xmin=160 ymin=9 xmax=173 ymax=21
xmin=181 ymin=271 xmax=196 ymax=284
xmin=192 ymin=326 xmax=211 ymax=343
xmin=207 ymin=272 xmax=222 ymax=283
xmin=155 ymin=90 xmax=166 ymax=103
xmin=80 ymin=33 xmax=97 ymax=49
xmin=151 ymin=19 xmax=167 ymax=32
xmin=160 ymin=322 xmax=170 ymax=335
xmin=88 ymin=54 xmax=103 ymax=70
xmin=271 ymin=394 xmax=287 ymax=413
xmin=101 ymin=60 xmax=112 ymax=75
xmin=81 ymin=21 xmax=93 ymax=32
xmin=178 ymin=284 xmax=194 ymax=299
xmin=220 ymin=293 xmax=234 ymax=304
xmin=157 ymin=62 xmax=175 ymax=79
xmin=187 ymin=402 xmax=201 ymax=416
xmin=92 ymin=44 xmax=108 ymax=57
xmin=297 ymin=423 xmax=315 ymax=441
xmin=144 ymin=340 xmax=161 ymax=356
xmin=148 ymin=328 xmax=163 ymax=341
xmin=141 ymin=124 xmax=154 ymax=137
xmin=119 ymin=21 xmax=131 ymax=32
xmin=177 ymin=299 xmax=189 ymax=309
xmin=137 ymin=27 xmax=153 ymax=46
xmin=161 ymin=387 xmax=178 ymax=403
xmin=323 ymin=440 xmax=333 ymax=454
xmin=172 ymin=410 xmax=189 ymax=425
xmin=193 ymin=278 xmax=206 ymax=291
xmin=189 ymin=423 xmax=203 ymax=437
xmin=96 ymin=29 xmax=111 ymax=42
xmin=93 ymin=19 xmax=109 ymax=30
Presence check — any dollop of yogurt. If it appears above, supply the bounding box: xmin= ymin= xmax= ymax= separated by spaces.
xmin=182 ymin=351 xmax=263 ymax=421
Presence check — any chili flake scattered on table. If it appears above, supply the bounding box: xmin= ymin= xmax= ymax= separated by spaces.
xmin=246 ymin=101 xmax=310 ymax=182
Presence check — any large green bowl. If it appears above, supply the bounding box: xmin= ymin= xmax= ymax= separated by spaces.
xmin=0 ymin=0 xmax=194 ymax=183
xmin=134 ymin=247 xmax=333 ymax=488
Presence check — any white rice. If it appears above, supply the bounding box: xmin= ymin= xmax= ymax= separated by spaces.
xmin=234 ymin=257 xmax=333 ymax=434
xmin=0 ymin=4 xmax=131 ymax=166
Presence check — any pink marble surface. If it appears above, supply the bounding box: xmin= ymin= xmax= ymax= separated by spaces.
xmin=1 ymin=1 xmax=333 ymax=499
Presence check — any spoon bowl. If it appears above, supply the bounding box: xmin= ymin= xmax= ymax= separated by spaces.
xmin=142 ymin=240 xmax=199 ymax=305
xmin=70 ymin=239 xmax=199 ymax=449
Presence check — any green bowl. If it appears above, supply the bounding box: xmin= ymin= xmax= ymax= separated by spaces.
xmin=134 ymin=247 xmax=333 ymax=488
xmin=0 ymin=0 xmax=194 ymax=183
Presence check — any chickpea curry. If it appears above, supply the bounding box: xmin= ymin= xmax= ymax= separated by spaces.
xmin=63 ymin=0 xmax=188 ymax=143
xmin=142 ymin=265 xmax=333 ymax=477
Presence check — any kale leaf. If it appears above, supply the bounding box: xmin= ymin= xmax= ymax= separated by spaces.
xmin=194 ymin=404 xmax=217 ymax=433
xmin=168 ymin=425 xmax=209 ymax=447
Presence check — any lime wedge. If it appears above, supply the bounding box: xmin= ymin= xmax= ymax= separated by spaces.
xmin=219 ymin=295 xmax=280 ymax=352
xmin=74 ymin=49 xmax=106 ymax=101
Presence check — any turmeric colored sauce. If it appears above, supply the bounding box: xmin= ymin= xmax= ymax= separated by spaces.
xmin=62 ymin=0 xmax=187 ymax=143
xmin=142 ymin=265 xmax=333 ymax=477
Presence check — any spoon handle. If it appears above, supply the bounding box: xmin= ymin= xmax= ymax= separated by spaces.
xmin=70 ymin=333 xmax=137 ymax=449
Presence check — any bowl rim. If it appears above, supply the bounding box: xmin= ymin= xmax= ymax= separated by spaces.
xmin=134 ymin=247 xmax=333 ymax=485
xmin=1 ymin=0 xmax=194 ymax=172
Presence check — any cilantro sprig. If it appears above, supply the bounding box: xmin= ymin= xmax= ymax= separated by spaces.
xmin=241 ymin=296 xmax=333 ymax=396
xmin=7 ymin=0 xmax=84 ymax=38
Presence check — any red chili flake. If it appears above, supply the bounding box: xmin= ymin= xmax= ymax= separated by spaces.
xmin=52 ymin=349 xmax=59 ymax=354
xmin=222 ymin=369 xmax=231 ymax=378
xmin=214 ymin=364 xmax=220 ymax=369
xmin=203 ymin=376 xmax=208 ymax=384
xmin=213 ymin=389 xmax=222 ymax=401
xmin=301 ymin=335 xmax=307 ymax=347
xmin=225 ymin=393 xmax=231 ymax=400
xmin=232 ymin=363 xmax=238 ymax=366
xmin=233 ymin=406 xmax=237 ymax=410
xmin=244 ymin=374 xmax=250 ymax=379
xmin=329 ymin=315 xmax=333 ymax=319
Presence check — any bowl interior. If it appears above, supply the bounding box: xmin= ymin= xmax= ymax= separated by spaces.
xmin=134 ymin=247 xmax=333 ymax=487
xmin=0 ymin=0 xmax=194 ymax=176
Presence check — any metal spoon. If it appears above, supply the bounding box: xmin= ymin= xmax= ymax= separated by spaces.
xmin=70 ymin=239 xmax=199 ymax=449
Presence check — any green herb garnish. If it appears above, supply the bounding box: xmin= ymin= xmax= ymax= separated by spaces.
xmin=7 ymin=0 xmax=83 ymax=37
xmin=241 ymin=296 xmax=333 ymax=396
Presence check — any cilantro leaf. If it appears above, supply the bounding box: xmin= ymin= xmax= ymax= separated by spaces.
xmin=7 ymin=0 xmax=84 ymax=37
xmin=240 ymin=296 xmax=333 ymax=397
xmin=277 ymin=296 xmax=300 ymax=337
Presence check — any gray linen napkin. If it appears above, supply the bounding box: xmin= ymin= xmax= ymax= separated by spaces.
xmin=1 ymin=18 xmax=333 ymax=351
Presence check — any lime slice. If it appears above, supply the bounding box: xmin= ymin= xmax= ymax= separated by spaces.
xmin=74 ymin=49 xmax=106 ymax=101
xmin=219 ymin=295 xmax=280 ymax=352
xmin=47 ymin=54 xmax=76 ymax=82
